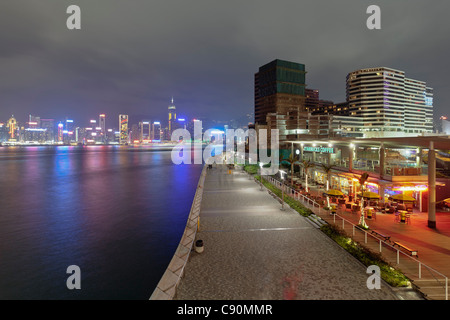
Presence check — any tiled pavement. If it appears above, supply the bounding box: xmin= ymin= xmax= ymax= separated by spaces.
xmin=175 ymin=165 xmax=418 ymax=300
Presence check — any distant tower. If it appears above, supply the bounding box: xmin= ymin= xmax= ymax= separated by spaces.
xmin=57 ymin=122 xmax=64 ymax=142
xmin=168 ymin=97 xmax=176 ymax=135
xmin=99 ymin=114 xmax=106 ymax=133
xmin=6 ymin=115 xmax=17 ymax=140
xmin=119 ymin=114 xmax=129 ymax=144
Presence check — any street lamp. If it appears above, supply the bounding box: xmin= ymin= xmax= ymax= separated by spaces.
xmin=280 ymin=170 xmax=286 ymax=211
xmin=259 ymin=162 xmax=264 ymax=191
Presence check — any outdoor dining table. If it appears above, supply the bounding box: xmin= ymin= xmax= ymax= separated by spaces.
xmin=398 ymin=210 xmax=408 ymax=223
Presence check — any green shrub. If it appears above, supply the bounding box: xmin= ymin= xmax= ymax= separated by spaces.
xmin=320 ymin=224 xmax=410 ymax=287
xmin=257 ymin=175 xmax=312 ymax=217
xmin=243 ymin=164 xmax=259 ymax=175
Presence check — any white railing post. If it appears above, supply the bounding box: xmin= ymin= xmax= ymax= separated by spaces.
xmin=397 ymin=250 xmax=400 ymax=264
xmin=419 ymin=262 xmax=421 ymax=279
xmin=364 ymin=231 xmax=367 ymax=244
xmin=446 ymin=277 xmax=448 ymax=301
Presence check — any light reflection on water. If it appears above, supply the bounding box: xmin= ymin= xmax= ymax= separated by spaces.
xmin=0 ymin=146 xmax=202 ymax=299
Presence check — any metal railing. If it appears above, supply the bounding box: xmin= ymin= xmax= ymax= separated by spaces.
xmin=261 ymin=173 xmax=448 ymax=300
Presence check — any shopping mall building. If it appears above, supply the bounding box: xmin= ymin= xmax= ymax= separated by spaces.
xmin=286 ymin=135 xmax=450 ymax=228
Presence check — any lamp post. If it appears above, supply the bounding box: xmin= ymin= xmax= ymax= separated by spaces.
xmin=259 ymin=162 xmax=264 ymax=191
xmin=280 ymin=170 xmax=286 ymax=211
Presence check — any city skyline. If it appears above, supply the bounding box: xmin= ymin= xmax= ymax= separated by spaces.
xmin=1 ymin=1 xmax=450 ymax=125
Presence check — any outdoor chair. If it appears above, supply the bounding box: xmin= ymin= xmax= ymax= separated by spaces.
xmin=394 ymin=212 xmax=400 ymax=222
xmin=405 ymin=214 xmax=411 ymax=225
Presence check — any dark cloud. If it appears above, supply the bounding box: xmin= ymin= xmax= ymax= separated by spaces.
xmin=0 ymin=0 xmax=449 ymax=127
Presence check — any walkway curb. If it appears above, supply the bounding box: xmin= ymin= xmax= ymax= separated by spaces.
xmin=149 ymin=165 xmax=207 ymax=300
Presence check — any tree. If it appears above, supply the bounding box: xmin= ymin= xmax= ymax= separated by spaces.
xmin=320 ymin=163 xmax=334 ymax=191
xmin=321 ymin=163 xmax=334 ymax=209
xmin=358 ymin=172 xmax=370 ymax=228
xmin=301 ymin=160 xmax=315 ymax=193
xmin=281 ymin=154 xmax=300 ymax=186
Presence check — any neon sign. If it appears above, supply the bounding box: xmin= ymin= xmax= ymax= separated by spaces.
xmin=303 ymin=146 xmax=335 ymax=154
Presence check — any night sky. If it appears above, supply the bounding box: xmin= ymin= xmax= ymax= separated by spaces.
xmin=1 ymin=0 xmax=449 ymax=127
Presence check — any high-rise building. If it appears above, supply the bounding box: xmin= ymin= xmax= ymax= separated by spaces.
xmin=6 ymin=116 xmax=18 ymax=140
xmin=57 ymin=122 xmax=64 ymax=142
xmin=99 ymin=114 xmax=106 ymax=133
xmin=119 ymin=114 xmax=129 ymax=144
xmin=139 ymin=121 xmax=151 ymax=142
xmin=130 ymin=123 xmax=140 ymax=143
xmin=346 ymin=67 xmax=433 ymax=136
xmin=28 ymin=115 xmax=41 ymax=128
xmin=305 ymin=88 xmax=319 ymax=112
xmin=254 ymin=59 xmax=310 ymax=146
xmin=0 ymin=123 xmax=8 ymax=142
xmin=40 ymin=119 xmax=55 ymax=142
xmin=151 ymin=121 xmax=161 ymax=141
xmin=254 ymin=59 xmax=307 ymax=126
xmin=441 ymin=116 xmax=450 ymax=134
xmin=168 ymin=98 xmax=176 ymax=135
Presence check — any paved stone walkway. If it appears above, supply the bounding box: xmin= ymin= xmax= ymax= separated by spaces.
xmin=175 ymin=165 xmax=402 ymax=300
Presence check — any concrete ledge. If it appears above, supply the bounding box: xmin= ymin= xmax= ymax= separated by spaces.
xmin=150 ymin=165 xmax=207 ymax=300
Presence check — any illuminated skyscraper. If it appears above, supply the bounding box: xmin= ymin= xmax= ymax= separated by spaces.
xmin=99 ymin=114 xmax=106 ymax=133
xmin=119 ymin=114 xmax=129 ymax=144
xmin=57 ymin=122 xmax=64 ymax=142
xmin=40 ymin=119 xmax=55 ymax=142
xmin=6 ymin=115 xmax=17 ymax=140
xmin=254 ymin=59 xmax=306 ymax=126
xmin=168 ymin=97 xmax=176 ymax=134
xmin=346 ymin=67 xmax=433 ymax=135
xmin=28 ymin=115 xmax=41 ymax=128
xmin=152 ymin=121 xmax=161 ymax=141
xmin=139 ymin=121 xmax=151 ymax=141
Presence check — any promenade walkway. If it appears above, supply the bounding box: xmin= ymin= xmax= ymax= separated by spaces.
xmin=175 ymin=165 xmax=406 ymax=300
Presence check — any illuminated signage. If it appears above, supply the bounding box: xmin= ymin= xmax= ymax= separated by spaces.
xmin=393 ymin=185 xmax=427 ymax=192
xmin=303 ymin=146 xmax=335 ymax=154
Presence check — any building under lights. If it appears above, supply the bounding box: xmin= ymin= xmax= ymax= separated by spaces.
xmin=441 ymin=116 xmax=450 ymax=134
xmin=168 ymin=98 xmax=176 ymax=135
xmin=119 ymin=114 xmax=129 ymax=144
xmin=99 ymin=114 xmax=106 ymax=133
xmin=6 ymin=115 xmax=17 ymax=141
xmin=152 ymin=121 xmax=161 ymax=141
xmin=286 ymin=135 xmax=450 ymax=229
xmin=346 ymin=67 xmax=433 ymax=137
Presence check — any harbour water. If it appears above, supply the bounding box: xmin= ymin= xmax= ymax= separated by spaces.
xmin=0 ymin=145 xmax=203 ymax=299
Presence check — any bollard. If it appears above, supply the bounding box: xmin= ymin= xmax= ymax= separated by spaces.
xmin=195 ymin=240 xmax=204 ymax=253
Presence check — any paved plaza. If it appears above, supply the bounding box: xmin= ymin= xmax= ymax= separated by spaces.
xmin=175 ymin=165 xmax=408 ymax=300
